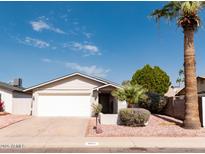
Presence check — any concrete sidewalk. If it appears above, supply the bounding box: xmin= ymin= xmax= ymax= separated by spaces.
xmin=1 ymin=137 xmax=205 ymax=152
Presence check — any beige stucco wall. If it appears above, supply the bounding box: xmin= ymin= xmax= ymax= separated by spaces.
xmin=117 ymin=101 xmax=127 ymax=112
xmin=34 ymin=75 xmax=104 ymax=92
xmin=32 ymin=75 xmax=104 ymax=97
xmin=0 ymin=88 xmax=13 ymax=113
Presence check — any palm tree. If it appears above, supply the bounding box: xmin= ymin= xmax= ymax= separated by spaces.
xmin=151 ymin=2 xmax=205 ymax=129
xmin=112 ymin=83 xmax=147 ymax=108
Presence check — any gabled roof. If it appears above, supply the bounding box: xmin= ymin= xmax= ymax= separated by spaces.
xmin=176 ymin=76 xmax=205 ymax=96
xmin=164 ymin=86 xmax=183 ymax=97
xmin=24 ymin=72 xmax=120 ymax=92
xmin=93 ymin=84 xmax=121 ymax=91
xmin=198 ymin=76 xmax=205 ymax=80
xmin=0 ymin=81 xmax=24 ymax=92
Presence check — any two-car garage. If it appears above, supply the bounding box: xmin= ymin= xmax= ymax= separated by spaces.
xmin=37 ymin=94 xmax=91 ymax=117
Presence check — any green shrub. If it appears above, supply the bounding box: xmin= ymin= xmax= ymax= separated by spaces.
xmin=118 ymin=108 xmax=151 ymax=127
xmin=139 ymin=93 xmax=167 ymax=113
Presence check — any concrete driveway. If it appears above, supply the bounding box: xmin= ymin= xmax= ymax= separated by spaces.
xmin=0 ymin=117 xmax=89 ymax=137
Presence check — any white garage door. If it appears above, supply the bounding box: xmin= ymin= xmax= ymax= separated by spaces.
xmin=37 ymin=94 xmax=91 ymax=117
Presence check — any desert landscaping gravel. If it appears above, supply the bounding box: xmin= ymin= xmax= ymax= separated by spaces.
xmin=86 ymin=114 xmax=205 ymax=137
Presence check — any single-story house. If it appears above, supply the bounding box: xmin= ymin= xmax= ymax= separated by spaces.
xmin=176 ymin=76 xmax=205 ymax=97
xmin=0 ymin=72 xmax=127 ymax=117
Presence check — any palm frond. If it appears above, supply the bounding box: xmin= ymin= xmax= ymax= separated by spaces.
xmin=151 ymin=1 xmax=204 ymax=30
xmin=181 ymin=2 xmax=201 ymax=15
xmin=200 ymin=1 xmax=205 ymax=8
xmin=177 ymin=14 xmax=201 ymax=30
xmin=112 ymin=83 xmax=148 ymax=105
xmin=151 ymin=2 xmax=182 ymax=22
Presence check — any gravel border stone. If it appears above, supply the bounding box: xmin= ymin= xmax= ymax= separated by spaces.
xmin=86 ymin=114 xmax=205 ymax=137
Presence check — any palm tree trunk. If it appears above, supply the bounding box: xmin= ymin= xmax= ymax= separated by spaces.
xmin=183 ymin=28 xmax=201 ymax=129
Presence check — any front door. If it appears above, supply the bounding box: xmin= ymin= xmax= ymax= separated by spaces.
xmin=99 ymin=93 xmax=113 ymax=114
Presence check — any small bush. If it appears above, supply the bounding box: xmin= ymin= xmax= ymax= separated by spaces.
xmin=139 ymin=93 xmax=167 ymax=113
xmin=118 ymin=108 xmax=151 ymax=127
xmin=0 ymin=100 xmax=4 ymax=112
xmin=92 ymin=103 xmax=102 ymax=117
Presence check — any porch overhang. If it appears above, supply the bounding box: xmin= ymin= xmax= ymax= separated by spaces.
xmin=93 ymin=84 xmax=121 ymax=91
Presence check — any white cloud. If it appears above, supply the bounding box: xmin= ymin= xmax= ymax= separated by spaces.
xmin=67 ymin=42 xmax=101 ymax=56
xmin=65 ymin=62 xmax=110 ymax=77
xmin=30 ymin=20 xmax=49 ymax=32
xmin=41 ymin=58 xmax=110 ymax=77
xmin=83 ymin=32 xmax=92 ymax=39
xmin=30 ymin=19 xmax=65 ymax=34
xmin=52 ymin=28 xmax=65 ymax=34
xmin=21 ymin=37 xmax=50 ymax=48
xmin=42 ymin=58 xmax=52 ymax=63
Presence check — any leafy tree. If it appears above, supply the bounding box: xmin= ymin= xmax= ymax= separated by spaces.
xmin=131 ymin=64 xmax=171 ymax=95
xmin=151 ymin=1 xmax=204 ymax=129
xmin=112 ymin=83 xmax=147 ymax=108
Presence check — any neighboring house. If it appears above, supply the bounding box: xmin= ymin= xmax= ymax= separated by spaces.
xmin=176 ymin=76 xmax=205 ymax=97
xmin=0 ymin=79 xmax=32 ymax=114
xmin=164 ymin=86 xmax=183 ymax=97
xmin=0 ymin=72 xmax=126 ymax=117
xmin=164 ymin=76 xmax=205 ymax=120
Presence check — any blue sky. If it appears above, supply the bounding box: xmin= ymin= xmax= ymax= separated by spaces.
xmin=1 ymin=1 xmax=205 ymax=87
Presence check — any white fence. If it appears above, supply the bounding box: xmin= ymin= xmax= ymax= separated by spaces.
xmin=202 ymin=97 xmax=205 ymax=127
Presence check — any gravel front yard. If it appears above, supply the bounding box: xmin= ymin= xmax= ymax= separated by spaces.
xmin=0 ymin=114 xmax=30 ymax=129
xmin=86 ymin=114 xmax=205 ymax=137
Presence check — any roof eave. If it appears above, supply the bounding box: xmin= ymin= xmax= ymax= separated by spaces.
xmin=0 ymin=80 xmax=25 ymax=91
xmin=24 ymin=72 xmax=115 ymax=92
xmin=93 ymin=84 xmax=121 ymax=91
